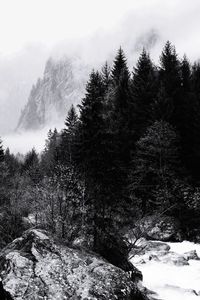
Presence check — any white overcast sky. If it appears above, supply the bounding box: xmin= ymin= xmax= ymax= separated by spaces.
xmin=0 ymin=0 xmax=151 ymax=54
xmin=0 ymin=0 xmax=199 ymax=59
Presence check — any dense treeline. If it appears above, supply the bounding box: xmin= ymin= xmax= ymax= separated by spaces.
xmin=1 ymin=41 xmax=200 ymax=254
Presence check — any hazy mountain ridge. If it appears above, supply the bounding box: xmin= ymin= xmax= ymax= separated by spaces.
xmin=17 ymin=56 xmax=89 ymax=131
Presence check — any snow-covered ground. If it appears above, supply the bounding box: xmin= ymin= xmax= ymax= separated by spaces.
xmin=131 ymin=240 xmax=200 ymax=300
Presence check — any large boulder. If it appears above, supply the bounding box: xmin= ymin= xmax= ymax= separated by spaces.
xmin=0 ymin=229 xmax=150 ymax=300
xmin=154 ymin=251 xmax=189 ymax=266
xmin=142 ymin=240 xmax=170 ymax=253
xmin=138 ymin=215 xmax=182 ymax=242
xmin=130 ymin=239 xmax=189 ymax=266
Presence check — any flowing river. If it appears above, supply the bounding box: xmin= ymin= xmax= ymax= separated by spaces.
xmin=131 ymin=240 xmax=200 ymax=300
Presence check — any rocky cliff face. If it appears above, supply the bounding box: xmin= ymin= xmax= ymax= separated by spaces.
xmin=16 ymin=57 xmax=88 ymax=131
xmin=0 ymin=229 xmax=151 ymax=300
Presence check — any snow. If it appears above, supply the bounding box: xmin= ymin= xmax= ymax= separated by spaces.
xmin=131 ymin=240 xmax=200 ymax=300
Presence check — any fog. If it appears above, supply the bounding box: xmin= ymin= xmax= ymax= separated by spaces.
xmin=0 ymin=46 xmax=48 ymax=134
xmin=1 ymin=0 xmax=200 ymax=153
xmin=3 ymin=129 xmax=48 ymax=154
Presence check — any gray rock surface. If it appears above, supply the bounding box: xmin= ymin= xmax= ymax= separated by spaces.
xmin=17 ymin=57 xmax=88 ymax=131
xmin=138 ymin=215 xmax=182 ymax=242
xmin=143 ymin=241 xmax=170 ymax=252
xmin=0 ymin=229 xmax=150 ymax=300
xmin=159 ymin=252 xmax=189 ymax=266
xmin=183 ymin=250 xmax=200 ymax=261
xmin=131 ymin=239 xmax=190 ymax=266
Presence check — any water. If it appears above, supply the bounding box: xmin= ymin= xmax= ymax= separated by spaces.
xmin=131 ymin=241 xmax=200 ymax=300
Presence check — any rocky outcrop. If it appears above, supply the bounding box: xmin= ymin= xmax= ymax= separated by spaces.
xmin=17 ymin=57 xmax=88 ymax=131
xmin=142 ymin=240 xmax=170 ymax=253
xmin=138 ymin=215 xmax=182 ymax=242
xmin=183 ymin=250 xmax=200 ymax=261
xmin=130 ymin=239 xmax=191 ymax=266
xmin=0 ymin=229 xmax=151 ymax=300
xmin=158 ymin=251 xmax=189 ymax=266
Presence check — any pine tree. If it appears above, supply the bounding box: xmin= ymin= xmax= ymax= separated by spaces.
xmin=78 ymin=70 xmax=105 ymax=177
xmin=64 ymin=104 xmax=78 ymax=136
xmin=160 ymin=41 xmax=181 ymax=94
xmin=0 ymin=139 xmax=4 ymax=162
xmin=132 ymin=49 xmax=157 ymax=137
xmin=152 ymin=83 xmax=174 ymax=122
xmin=191 ymin=62 xmax=200 ymax=99
xmin=174 ymin=55 xmax=191 ymax=135
xmin=111 ymin=47 xmax=130 ymax=86
xmin=60 ymin=105 xmax=79 ymax=164
xmin=182 ymin=62 xmax=200 ymax=180
xmin=23 ymin=148 xmax=39 ymax=171
xmin=101 ymin=62 xmax=112 ymax=92
xmin=178 ymin=56 xmax=192 ymax=168
xmin=181 ymin=55 xmax=191 ymax=91
xmin=110 ymin=47 xmax=132 ymax=166
xmin=98 ymin=48 xmax=134 ymax=228
xmin=4 ymin=148 xmax=21 ymax=175
xmin=159 ymin=41 xmax=181 ymax=125
xmin=41 ymin=129 xmax=60 ymax=175
xmin=129 ymin=121 xmax=183 ymax=215
xmin=77 ymin=70 xmax=109 ymax=248
xmin=23 ymin=148 xmax=41 ymax=184
xmin=0 ymin=139 xmax=7 ymax=204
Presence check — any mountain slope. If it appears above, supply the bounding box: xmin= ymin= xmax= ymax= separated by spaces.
xmin=17 ymin=57 xmax=88 ymax=131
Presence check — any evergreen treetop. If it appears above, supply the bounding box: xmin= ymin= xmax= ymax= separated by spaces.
xmin=64 ymin=105 xmax=78 ymax=136
xmin=0 ymin=139 xmax=4 ymax=162
xmin=111 ymin=47 xmax=130 ymax=86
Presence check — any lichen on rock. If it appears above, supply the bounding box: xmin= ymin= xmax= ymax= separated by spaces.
xmin=0 ymin=229 xmax=151 ymax=300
